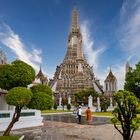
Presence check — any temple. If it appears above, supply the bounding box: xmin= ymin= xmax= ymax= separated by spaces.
xmin=49 ymin=7 xmax=103 ymax=102
xmin=104 ymin=68 xmax=117 ymax=95
xmin=33 ymin=66 xmax=48 ymax=85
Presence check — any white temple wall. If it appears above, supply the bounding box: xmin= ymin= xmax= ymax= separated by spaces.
xmin=0 ymin=110 xmax=43 ymax=131
xmin=0 ymin=94 xmax=8 ymax=110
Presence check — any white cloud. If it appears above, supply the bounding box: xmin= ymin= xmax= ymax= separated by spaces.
xmin=0 ymin=22 xmax=42 ymax=72
xmin=32 ymin=48 xmax=42 ymax=63
xmin=81 ymin=20 xmax=105 ymax=70
xmin=108 ymin=0 xmax=140 ymax=90
xmin=119 ymin=0 xmax=140 ymax=59
xmin=81 ymin=20 xmax=109 ymax=90
xmin=113 ymin=64 xmax=125 ymax=90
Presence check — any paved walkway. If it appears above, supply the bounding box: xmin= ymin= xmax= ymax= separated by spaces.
xmin=11 ymin=120 xmax=140 ymax=140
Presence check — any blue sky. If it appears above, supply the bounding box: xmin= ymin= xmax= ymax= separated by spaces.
xmin=0 ymin=0 xmax=140 ymax=89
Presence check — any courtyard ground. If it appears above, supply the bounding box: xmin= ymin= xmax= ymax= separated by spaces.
xmin=9 ymin=120 xmax=140 ymax=140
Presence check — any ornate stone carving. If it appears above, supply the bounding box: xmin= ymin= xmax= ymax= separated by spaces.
xmin=49 ymin=7 xmax=95 ymax=97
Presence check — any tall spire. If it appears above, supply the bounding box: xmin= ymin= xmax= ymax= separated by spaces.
xmin=0 ymin=49 xmax=7 ymax=64
xmin=36 ymin=66 xmax=44 ymax=79
xmin=126 ymin=61 xmax=130 ymax=73
xmin=64 ymin=7 xmax=84 ymax=61
xmin=125 ymin=61 xmax=130 ymax=79
xmin=71 ymin=6 xmax=79 ymax=32
xmin=109 ymin=66 xmax=112 ymax=73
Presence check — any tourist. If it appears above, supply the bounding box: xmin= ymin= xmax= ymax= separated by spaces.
xmin=86 ymin=107 xmax=92 ymax=124
xmin=77 ymin=106 xmax=82 ymax=124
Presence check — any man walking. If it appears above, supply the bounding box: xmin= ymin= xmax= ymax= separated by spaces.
xmin=77 ymin=106 xmax=82 ymax=124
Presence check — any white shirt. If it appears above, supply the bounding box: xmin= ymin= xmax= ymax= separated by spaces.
xmin=78 ymin=108 xmax=82 ymax=115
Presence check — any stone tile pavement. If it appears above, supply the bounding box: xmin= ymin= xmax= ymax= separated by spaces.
xmin=3 ymin=120 xmax=140 ymax=140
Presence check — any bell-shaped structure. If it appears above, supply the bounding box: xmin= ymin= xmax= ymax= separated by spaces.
xmin=49 ymin=7 xmax=96 ymax=99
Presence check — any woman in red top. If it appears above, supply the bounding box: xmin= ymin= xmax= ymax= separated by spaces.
xmin=86 ymin=107 xmax=92 ymax=124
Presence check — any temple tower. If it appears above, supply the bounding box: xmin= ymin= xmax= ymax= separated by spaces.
xmin=49 ymin=7 xmax=95 ymax=100
xmin=104 ymin=68 xmax=117 ymax=95
xmin=0 ymin=49 xmax=7 ymax=64
xmin=125 ymin=61 xmax=130 ymax=79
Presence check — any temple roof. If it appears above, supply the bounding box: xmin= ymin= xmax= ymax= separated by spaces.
xmin=36 ymin=67 xmax=48 ymax=84
xmin=105 ymin=69 xmax=117 ymax=82
xmin=36 ymin=67 xmax=44 ymax=78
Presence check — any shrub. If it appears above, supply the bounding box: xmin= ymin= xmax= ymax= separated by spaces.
xmin=53 ymin=103 xmax=57 ymax=110
xmin=27 ymin=92 xmax=53 ymax=110
xmin=31 ymin=84 xmax=53 ymax=96
xmin=67 ymin=104 xmax=71 ymax=111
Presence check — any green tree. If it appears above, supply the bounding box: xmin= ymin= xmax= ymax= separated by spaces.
xmin=75 ymin=90 xmax=85 ymax=104
xmin=0 ymin=60 xmax=35 ymax=90
xmin=28 ymin=84 xmax=53 ymax=110
xmin=31 ymin=84 xmax=53 ymax=97
xmin=100 ymin=95 xmax=110 ymax=112
xmin=0 ymin=64 xmax=13 ymax=90
xmin=0 ymin=60 xmax=35 ymax=136
xmin=67 ymin=104 xmax=71 ymax=111
xmin=124 ymin=61 xmax=140 ymax=98
xmin=3 ymin=87 xmax=33 ymax=136
xmin=75 ymin=88 xmax=98 ymax=105
xmin=53 ymin=102 xmax=57 ymax=110
xmin=61 ymin=97 xmax=68 ymax=110
xmin=111 ymin=90 xmax=140 ymax=140
xmin=27 ymin=92 xmax=53 ymax=110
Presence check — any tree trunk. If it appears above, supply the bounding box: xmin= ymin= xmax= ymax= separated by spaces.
xmin=3 ymin=106 xmax=21 ymax=136
xmin=123 ymin=135 xmax=131 ymax=140
xmin=123 ymin=130 xmax=131 ymax=140
xmin=123 ymin=123 xmax=131 ymax=140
